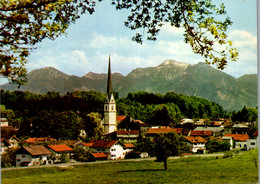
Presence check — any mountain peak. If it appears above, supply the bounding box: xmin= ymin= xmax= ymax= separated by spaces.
xmin=158 ymin=60 xmax=190 ymax=68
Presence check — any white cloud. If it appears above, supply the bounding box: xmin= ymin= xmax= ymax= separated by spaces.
xmin=160 ymin=23 xmax=185 ymax=36
xmin=229 ymin=30 xmax=257 ymax=48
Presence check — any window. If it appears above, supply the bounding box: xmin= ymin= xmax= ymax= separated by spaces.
xmin=17 ymin=159 xmax=21 ymax=162
xmin=251 ymin=142 xmax=256 ymax=145
xmin=102 ymin=149 xmax=105 ymax=151
xmin=111 ymin=105 xmax=114 ymax=110
xmin=111 ymin=155 xmax=116 ymax=158
xmin=111 ymin=148 xmax=116 ymax=151
xmin=22 ymin=155 xmax=25 ymax=158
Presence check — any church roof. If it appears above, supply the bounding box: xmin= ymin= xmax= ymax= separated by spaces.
xmin=107 ymin=56 xmax=113 ymax=100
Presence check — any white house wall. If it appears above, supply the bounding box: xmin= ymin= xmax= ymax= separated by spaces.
xmin=110 ymin=144 xmax=125 ymax=159
xmin=16 ymin=154 xmax=49 ymax=167
xmin=247 ymin=139 xmax=258 ymax=150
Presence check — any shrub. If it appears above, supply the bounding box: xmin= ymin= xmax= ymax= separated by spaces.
xmin=60 ymin=153 xmax=70 ymax=163
xmin=125 ymin=151 xmax=141 ymax=159
xmin=223 ymin=151 xmax=233 ymax=158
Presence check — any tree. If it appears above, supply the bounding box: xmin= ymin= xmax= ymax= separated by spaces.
xmin=59 ymin=152 xmax=70 ymax=163
xmin=1 ymin=148 xmax=17 ymax=168
xmin=153 ymin=132 xmax=188 ymax=170
xmin=81 ymin=112 xmax=103 ymax=141
xmin=1 ymin=0 xmax=238 ymax=85
xmin=73 ymin=147 xmax=93 ymax=162
xmin=0 ymin=0 xmax=96 ymax=85
xmin=112 ymin=0 xmax=238 ymax=69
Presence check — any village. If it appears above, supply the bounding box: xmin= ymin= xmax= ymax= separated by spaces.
xmin=0 ymin=116 xmax=258 ymax=168
xmin=1 ymin=59 xmax=258 ymax=168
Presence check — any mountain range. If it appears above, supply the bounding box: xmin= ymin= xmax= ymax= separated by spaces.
xmin=0 ymin=60 xmax=257 ymax=111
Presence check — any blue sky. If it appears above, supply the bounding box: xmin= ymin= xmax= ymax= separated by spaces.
xmin=0 ymin=0 xmax=257 ymax=84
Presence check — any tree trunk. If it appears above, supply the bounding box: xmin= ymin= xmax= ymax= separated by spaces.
xmin=163 ymin=159 xmax=168 ymax=170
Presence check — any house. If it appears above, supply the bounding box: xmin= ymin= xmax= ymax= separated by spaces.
xmin=117 ymin=115 xmax=126 ymax=125
xmin=90 ymin=152 xmax=108 ymax=161
xmin=194 ymin=126 xmax=224 ymax=137
xmin=223 ymin=134 xmax=250 ymax=150
xmin=50 ymin=140 xmax=83 ymax=148
xmin=8 ymin=136 xmax=20 ymax=148
xmin=90 ymin=140 xmax=125 ymax=160
xmin=116 ymin=130 xmax=139 ymax=143
xmin=123 ymin=143 xmax=135 ymax=154
xmin=24 ymin=137 xmax=56 ymax=144
xmin=47 ymin=144 xmax=73 ymax=162
xmin=1 ymin=118 xmax=9 ymax=127
xmin=180 ymin=118 xmax=194 ymax=124
xmin=15 ymin=145 xmax=52 ymax=167
xmin=185 ymin=136 xmax=207 ymax=154
xmin=47 ymin=144 xmax=73 ymax=155
xmin=117 ymin=115 xmax=146 ymax=132
xmin=189 ymin=130 xmax=213 ymax=138
xmin=146 ymin=126 xmax=182 ymax=136
xmin=247 ymin=130 xmax=258 ymax=150
xmin=78 ymin=142 xmax=95 ymax=149
xmin=223 ymin=123 xmax=234 ymax=135
xmin=232 ymin=124 xmax=250 ymax=134
xmin=1 ymin=138 xmax=11 ymax=155
xmin=247 ymin=139 xmax=258 ymax=150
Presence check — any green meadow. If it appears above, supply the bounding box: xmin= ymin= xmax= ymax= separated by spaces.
xmin=2 ymin=149 xmax=258 ymax=184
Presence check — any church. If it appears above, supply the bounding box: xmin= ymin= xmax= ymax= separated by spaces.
xmin=102 ymin=56 xmax=117 ymax=134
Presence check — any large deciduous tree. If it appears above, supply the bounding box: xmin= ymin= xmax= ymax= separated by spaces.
xmin=153 ymin=132 xmax=188 ymax=170
xmin=0 ymin=0 xmax=96 ymax=85
xmin=1 ymin=0 xmax=238 ymax=85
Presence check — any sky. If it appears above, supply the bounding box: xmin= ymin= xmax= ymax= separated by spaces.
xmin=0 ymin=0 xmax=258 ymax=84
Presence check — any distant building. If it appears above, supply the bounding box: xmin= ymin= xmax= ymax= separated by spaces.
xmin=90 ymin=140 xmax=125 ymax=160
xmin=185 ymin=136 xmax=207 ymax=154
xmin=15 ymin=145 xmax=52 ymax=167
xmin=146 ymin=126 xmax=182 ymax=136
xmin=223 ymin=134 xmax=250 ymax=150
xmin=194 ymin=126 xmax=224 ymax=137
xmin=1 ymin=118 xmax=9 ymax=127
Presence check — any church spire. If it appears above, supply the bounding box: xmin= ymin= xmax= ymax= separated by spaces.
xmin=107 ymin=55 xmax=113 ymax=100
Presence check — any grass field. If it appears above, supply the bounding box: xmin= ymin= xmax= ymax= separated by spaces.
xmin=1 ymin=149 xmax=258 ymax=184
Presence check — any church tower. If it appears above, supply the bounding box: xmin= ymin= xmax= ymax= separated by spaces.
xmin=103 ymin=56 xmax=117 ymax=134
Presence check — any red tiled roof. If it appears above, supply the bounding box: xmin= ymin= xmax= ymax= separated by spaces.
xmin=81 ymin=143 xmax=94 ymax=147
xmin=117 ymin=116 xmax=126 ymax=122
xmin=91 ymin=152 xmax=107 ymax=158
xmin=190 ymin=130 xmax=213 ymax=136
xmin=47 ymin=144 xmax=73 ymax=152
xmin=185 ymin=136 xmax=207 ymax=143
xmin=23 ymin=145 xmax=52 ymax=156
xmin=134 ymin=120 xmax=145 ymax=125
xmin=91 ymin=140 xmax=118 ymax=148
xmin=146 ymin=127 xmax=182 ymax=134
xmin=117 ymin=130 xmax=139 ymax=135
xmin=224 ymin=134 xmax=250 ymax=142
xmin=253 ymin=130 xmax=258 ymax=136
xmin=25 ymin=137 xmax=56 ymax=144
xmin=124 ymin=143 xmax=135 ymax=149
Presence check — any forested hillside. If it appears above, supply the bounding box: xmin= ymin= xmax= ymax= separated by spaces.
xmin=1 ymin=90 xmax=227 ymax=140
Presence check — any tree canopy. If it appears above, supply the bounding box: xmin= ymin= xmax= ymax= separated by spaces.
xmin=1 ymin=0 xmax=238 ymax=85
xmin=112 ymin=0 xmax=238 ymax=70
xmin=0 ymin=0 xmax=96 ymax=85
